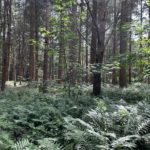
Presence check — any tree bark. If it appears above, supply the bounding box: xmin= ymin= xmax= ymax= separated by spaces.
xmin=43 ymin=0 xmax=50 ymax=93
xmin=1 ymin=0 xmax=12 ymax=91
xmin=90 ymin=0 xmax=97 ymax=84
xmin=29 ymin=0 xmax=36 ymax=81
xmin=68 ymin=2 xmax=78 ymax=85
xmin=58 ymin=8 xmax=65 ymax=81
xmin=112 ymin=0 xmax=118 ymax=85
xmin=119 ymin=0 xmax=128 ymax=88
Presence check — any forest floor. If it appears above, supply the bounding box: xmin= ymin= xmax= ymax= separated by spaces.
xmin=6 ymin=81 xmax=27 ymax=89
xmin=0 ymin=83 xmax=149 ymax=149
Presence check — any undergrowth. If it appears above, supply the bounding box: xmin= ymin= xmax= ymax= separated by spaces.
xmin=0 ymin=84 xmax=149 ymax=149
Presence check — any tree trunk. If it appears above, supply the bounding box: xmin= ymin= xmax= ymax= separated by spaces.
xmin=119 ymin=0 xmax=128 ymax=88
xmin=85 ymin=9 xmax=89 ymax=82
xmin=129 ymin=12 xmax=132 ymax=84
xmin=43 ymin=0 xmax=50 ymax=93
xmin=35 ymin=0 xmax=39 ymax=81
xmin=148 ymin=4 xmax=150 ymax=84
xmin=1 ymin=0 xmax=12 ymax=91
xmin=68 ymin=2 xmax=78 ymax=85
xmin=93 ymin=0 xmax=106 ymax=96
xmin=58 ymin=9 xmax=65 ymax=81
xmin=1 ymin=2 xmax=7 ymax=91
xmin=112 ymin=0 xmax=118 ymax=85
xmin=29 ymin=0 xmax=35 ymax=81
xmin=90 ymin=0 xmax=97 ymax=83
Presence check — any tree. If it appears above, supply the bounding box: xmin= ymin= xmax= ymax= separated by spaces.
xmin=1 ymin=0 xmax=12 ymax=91
xmin=90 ymin=0 xmax=97 ymax=84
xmin=58 ymin=3 xmax=65 ymax=81
xmin=86 ymin=0 xmax=107 ymax=95
xmin=119 ymin=0 xmax=128 ymax=88
xmin=43 ymin=0 xmax=50 ymax=93
xmin=29 ymin=0 xmax=36 ymax=81
xmin=68 ymin=1 xmax=78 ymax=85
xmin=112 ymin=0 xmax=118 ymax=85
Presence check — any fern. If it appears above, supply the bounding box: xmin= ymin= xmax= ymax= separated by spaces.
xmin=13 ymin=139 xmax=35 ymax=150
xmin=38 ymin=138 xmax=63 ymax=150
xmin=137 ymin=119 xmax=150 ymax=136
xmin=111 ymin=135 xmax=141 ymax=150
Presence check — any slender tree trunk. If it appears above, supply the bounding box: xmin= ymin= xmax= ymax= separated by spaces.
xmin=129 ymin=12 xmax=132 ymax=84
xmin=85 ymin=9 xmax=89 ymax=82
xmin=90 ymin=0 xmax=97 ymax=84
xmin=29 ymin=0 xmax=35 ymax=81
xmin=35 ymin=0 xmax=39 ymax=81
xmin=1 ymin=0 xmax=7 ymax=91
xmin=1 ymin=0 xmax=12 ymax=91
xmin=68 ymin=2 xmax=78 ymax=85
xmin=43 ymin=0 xmax=50 ymax=93
xmin=119 ymin=0 xmax=128 ymax=88
xmin=112 ymin=0 xmax=118 ymax=85
xmin=18 ymin=32 xmax=22 ymax=84
xmin=13 ymin=46 xmax=16 ymax=87
xmin=139 ymin=0 xmax=143 ymax=80
xmin=148 ymin=4 xmax=150 ymax=84
xmin=6 ymin=0 xmax=12 ymax=81
xmin=58 ymin=9 xmax=65 ymax=81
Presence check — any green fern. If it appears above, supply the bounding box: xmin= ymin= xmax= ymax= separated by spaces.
xmin=38 ymin=138 xmax=63 ymax=150
xmin=13 ymin=139 xmax=36 ymax=150
xmin=137 ymin=119 xmax=150 ymax=136
xmin=111 ymin=135 xmax=141 ymax=150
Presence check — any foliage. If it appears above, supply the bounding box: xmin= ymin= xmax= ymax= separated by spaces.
xmin=64 ymin=98 xmax=150 ymax=150
xmin=102 ymin=83 xmax=150 ymax=103
xmin=0 ymin=85 xmax=149 ymax=149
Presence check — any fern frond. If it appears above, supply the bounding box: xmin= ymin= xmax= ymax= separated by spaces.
xmin=38 ymin=138 xmax=63 ymax=150
xmin=14 ymin=139 xmax=31 ymax=150
xmin=111 ymin=135 xmax=140 ymax=150
xmin=137 ymin=119 xmax=150 ymax=136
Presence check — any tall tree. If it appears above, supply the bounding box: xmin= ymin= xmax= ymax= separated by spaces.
xmin=119 ymin=0 xmax=136 ymax=87
xmin=43 ymin=0 xmax=50 ymax=93
xmin=86 ymin=0 xmax=107 ymax=95
xmin=119 ymin=0 xmax=128 ymax=88
xmin=90 ymin=0 xmax=97 ymax=84
xmin=112 ymin=0 xmax=118 ymax=85
xmin=58 ymin=3 xmax=65 ymax=81
xmin=1 ymin=0 xmax=12 ymax=91
xmin=68 ymin=1 xmax=78 ymax=85
xmin=29 ymin=0 xmax=36 ymax=81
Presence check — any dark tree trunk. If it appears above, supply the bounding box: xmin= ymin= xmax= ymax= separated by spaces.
xmin=90 ymin=0 xmax=97 ymax=83
xmin=119 ymin=0 xmax=128 ymax=88
xmin=93 ymin=0 xmax=106 ymax=96
xmin=1 ymin=0 xmax=12 ymax=91
xmin=43 ymin=0 xmax=50 ymax=93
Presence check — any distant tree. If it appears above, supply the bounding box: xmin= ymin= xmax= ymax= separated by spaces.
xmin=43 ymin=0 xmax=50 ymax=93
xmin=29 ymin=0 xmax=36 ymax=81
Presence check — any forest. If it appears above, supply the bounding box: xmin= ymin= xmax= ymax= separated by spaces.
xmin=0 ymin=0 xmax=150 ymax=149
